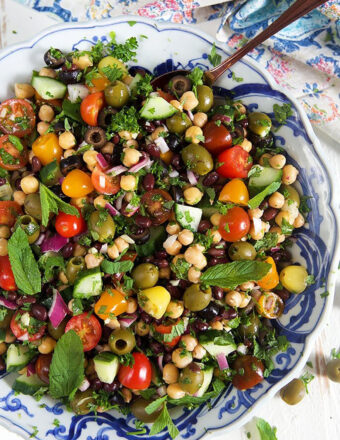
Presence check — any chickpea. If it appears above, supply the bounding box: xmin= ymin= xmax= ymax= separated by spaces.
xmin=119 ymin=130 xmax=133 ymax=140
xmin=167 ymin=383 xmax=185 ymax=399
xmin=259 ymin=153 xmax=272 ymax=166
xmin=233 ymin=102 xmax=246 ymax=114
xmin=270 ymin=226 xmax=285 ymax=244
xmin=225 ymin=290 xmax=243 ymax=308
xmin=268 ymin=191 xmax=285 ymax=209
xmin=38 ymin=336 xmax=57 ymax=354
xmin=58 ymin=271 xmax=68 ymax=284
xmin=294 ymin=213 xmax=305 ymax=228
xmin=249 ymin=221 xmax=266 ymax=240
xmin=72 ymin=54 xmax=93 ymax=70
xmin=63 ymin=149 xmax=76 ymax=158
xmin=180 ymin=91 xmax=199 ymax=111
xmin=184 ymin=245 xmax=207 ymax=270
xmin=269 ymin=154 xmax=286 ymax=169
xmin=122 ymin=75 xmax=133 ymax=85
xmin=166 ymin=300 xmax=184 ymax=319
xmin=125 ymin=139 xmax=138 ymax=148
xmin=92 ymin=195 xmax=105 ymax=209
xmin=0 ymin=342 xmax=7 ymax=356
xmin=178 ymin=229 xmax=194 ymax=246
xmin=59 ymin=131 xmax=76 ymax=150
xmin=239 ymin=281 xmax=255 ymax=291
xmin=187 ymin=266 xmax=201 ymax=283
xmin=13 ymin=190 xmax=26 ymax=205
xmin=135 ymin=321 xmax=150 ymax=336
xmin=185 ymin=126 xmax=203 ymax=144
xmin=275 ymin=211 xmax=294 ymax=227
xmin=248 ymin=208 xmax=263 ymax=219
xmin=193 ymin=112 xmax=208 ymax=128
xmin=105 ymin=318 xmax=121 ymax=330
xmin=159 ymin=267 xmax=171 ymax=279
xmin=183 ymin=187 xmax=203 ymax=205
xmin=83 ymin=150 xmax=98 ymax=171
xmin=5 ymin=329 xmax=16 ymax=344
xmin=37 ymin=121 xmax=50 ymax=136
xmin=73 ymin=243 xmax=86 ymax=257
xmin=164 ymin=239 xmax=182 ymax=256
xmin=121 ymin=388 xmax=132 ymax=403
xmin=240 ymin=138 xmax=252 ymax=153
xmin=126 ymin=297 xmax=138 ymax=314
xmin=172 ymin=348 xmax=193 ymax=369
xmin=101 ymin=142 xmax=114 ymax=154
xmin=0 ymin=225 xmax=10 ymax=239
xmin=38 ymin=105 xmax=54 ymax=123
xmin=114 ymin=237 xmax=130 ymax=253
xmin=181 ymin=334 xmax=198 ymax=352
xmin=107 ymin=244 xmax=120 ymax=260
xmin=120 ymin=175 xmax=137 ymax=191
xmin=239 ymin=293 xmax=251 ymax=308
xmin=166 ymin=222 xmax=181 ymax=235
xmin=211 ymin=229 xmax=222 ymax=244
xmin=282 ymin=165 xmax=299 ymax=185
xmin=122 ymin=148 xmax=141 ymax=167
xmin=85 ymin=253 xmax=103 ymax=269
xmin=39 ymin=67 xmax=57 ymax=78
xmin=71 ymin=197 xmax=87 ymax=208
xmin=151 ymin=126 xmax=167 ymax=141
xmin=210 ymin=212 xmax=222 ymax=226
xmin=0 ymin=238 xmax=7 ymax=256
xmin=163 ymin=363 xmax=179 ymax=385
xmin=169 ymin=100 xmax=183 ymax=112
xmin=193 ymin=343 xmax=206 ymax=360
xmin=211 ymin=321 xmax=223 ymax=330
xmin=14 ymin=83 xmax=35 ymax=99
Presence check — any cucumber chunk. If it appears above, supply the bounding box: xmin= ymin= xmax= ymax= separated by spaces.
xmin=195 ymin=367 xmax=214 ymax=397
xmin=94 ymin=352 xmax=119 ymax=384
xmin=6 ymin=344 xmax=36 ymax=373
xmin=175 ymin=204 xmax=202 ymax=232
xmin=31 ymin=75 xmax=67 ymax=100
xmin=140 ymin=96 xmax=177 ymax=120
xmin=129 ymin=73 xmax=143 ymax=95
xmin=13 ymin=374 xmax=46 ymax=395
xmin=73 ymin=267 xmax=103 ymax=299
xmin=248 ymin=166 xmax=282 ymax=196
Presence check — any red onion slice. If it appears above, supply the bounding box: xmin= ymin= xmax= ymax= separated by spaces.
xmin=154 ymin=137 xmax=169 ymax=154
xmin=0 ymin=296 xmax=17 ymax=310
xmin=105 ymin=202 xmax=120 ymax=217
xmin=67 ymin=84 xmax=89 ymax=103
xmin=41 ymin=234 xmax=69 ymax=253
xmin=96 ymin=153 xmax=109 ymax=170
xmin=79 ymin=378 xmax=90 ymax=392
xmin=169 ymin=170 xmax=179 ymax=178
xmin=48 ymin=289 xmax=69 ymax=329
xmin=115 ymin=193 xmax=125 ymax=210
xmin=119 ymin=313 xmax=138 ymax=329
xmin=128 ymin=153 xmax=151 ymax=173
xmin=157 ymin=355 xmax=164 ymax=373
xmin=216 ymin=353 xmax=229 ymax=370
xmin=26 ymin=362 xmax=36 ymax=377
xmin=106 ymin=165 xmax=128 ymax=176
xmin=187 ymin=110 xmax=194 ymax=121
xmin=187 ymin=169 xmax=198 ymax=185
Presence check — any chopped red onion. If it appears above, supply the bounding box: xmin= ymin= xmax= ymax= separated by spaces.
xmin=115 ymin=193 xmax=125 ymax=210
xmin=187 ymin=110 xmax=194 ymax=121
xmin=123 ymin=203 xmax=139 ymax=216
xmin=67 ymin=84 xmax=89 ymax=103
xmin=105 ymin=202 xmax=120 ymax=217
xmin=155 ymin=137 xmax=169 ymax=154
xmin=129 ymin=153 xmax=151 ymax=173
xmin=270 ymin=246 xmax=281 ymax=252
xmin=41 ymin=234 xmax=69 ymax=253
xmin=252 ymin=217 xmax=262 ymax=236
xmin=48 ymin=289 xmax=69 ymax=329
xmin=216 ymin=353 xmax=229 ymax=370
xmin=59 ymin=177 xmax=65 ymax=185
xmin=169 ymin=170 xmax=179 ymax=178
xmin=0 ymin=296 xmax=17 ymax=310
xmin=211 ymin=114 xmax=232 ymax=125
xmin=26 ymin=362 xmax=36 ymax=377
xmin=100 ymin=243 xmax=108 ymax=254
xmin=157 ymin=385 xmax=167 ymax=397
xmin=157 ymin=355 xmax=164 ymax=373
xmin=96 ymin=153 xmax=109 ymax=170
xmin=119 ymin=314 xmax=137 ymax=329
xmin=35 ymin=233 xmax=46 ymax=246
xmin=163 ymin=234 xmax=178 ymax=248
xmin=187 ymin=169 xmax=198 ymax=185
xmin=106 ymin=165 xmax=128 ymax=176
xmin=79 ymin=378 xmax=90 ymax=392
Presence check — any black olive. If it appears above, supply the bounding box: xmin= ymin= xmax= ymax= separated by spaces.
xmin=84 ymin=127 xmax=107 ymax=148
xmin=111 ymin=143 xmax=124 ymax=166
xmin=197 ymin=302 xmax=221 ymax=321
xmin=171 ymin=187 xmax=183 ymax=203
xmin=49 ymin=185 xmax=70 ymax=202
xmin=248 ymin=132 xmax=275 ymax=150
xmin=44 ymin=48 xmax=65 ymax=69
xmin=168 ymin=75 xmax=192 ymax=97
xmin=128 ymin=67 xmax=148 ymax=77
xmin=98 ymin=107 xmax=118 ymax=128
xmin=231 ymin=123 xmax=246 ymax=140
xmin=58 ymin=68 xmax=82 ymax=85
xmin=60 ymin=155 xmax=83 ymax=176
xmin=167 ymin=133 xmax=183 ymax=153
xmin=129 ymin=225 xmax=150 ymax=245
xmin=53 ymin=120 xmax=66 ymax=134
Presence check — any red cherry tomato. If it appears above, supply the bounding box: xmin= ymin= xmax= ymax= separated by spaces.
xmin=55 ymin=209 xmax=86 ymax=238
xmin=91 ymin=166 xmax=121 ymax=195
xmin=203 ymin=121 xmax=232 ymax=155
xmin=0 ymin=201 xmax=22 ymax=226
xmin=0 ymin=98 xmax=36 ymax=137
xmin=216 ymin=146 xmax=253 ymax=178
xmin=80 ymin=92 xmax=105 ymax=126
xmin=157 ymin=90 xmax=176 ymax=102
xmin=141 ymin=189 xmax=173 ymax=225
xmin=232 ymin=355 xmax=264 ymax=390
xmin=65 ymin=313 xmax=102 ymax=352
xmin=0 ymin=255 xmax=17 ymax=291
xmin=118 ymin=352 xmax=152 ymax=390
xmin=219 ymin=206 xmax=250 ymax=242
xmin=154 ymin=320 xmax=182 ymax=347
xmin=10 ymin=310 xmax=46 ymax=341
xmin=0 ymin=135 xmax=28 ymax=170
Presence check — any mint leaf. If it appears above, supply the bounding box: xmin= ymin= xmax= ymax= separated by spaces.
xmin=199 ymin=329 xmax=235 ymax=346
xmin=208 ymin=43 xmax=222 ymax=67
xmin=281 ymin=217 xmax=293 ymax=235
xmin=101 ymin=259 xmax=134 ymax=274
xmin=256 ymin=418 xmax=278 ymax=440
xmin=38 ymin=254 xmax=65 ymax=282
xmin=162 ymin=320 xmax=185 ymax=342
xmin=248 ymin=182 xmax=281 ymax=210
xmin=8 ymin=135 xmax=24 ymax=152
xmin=145 ymin=395 xmax=167 ymax=414
xmin=150 ymin=403 xmax=179 ymax=439
xmin=49 ymin=330 xmax=84 ymax=399
xmin=254 ymin=232 xmax=278 ymax=252
xmin=40 ymin=183 xmax=79 ymax=227
xmin=7 ymin=227 xmax=41 ymax=295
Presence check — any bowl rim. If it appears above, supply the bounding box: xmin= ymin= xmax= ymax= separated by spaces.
xmin=0 ymin=15 xmax=339 ymax=440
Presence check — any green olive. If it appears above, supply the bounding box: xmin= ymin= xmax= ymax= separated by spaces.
xmin=181 ymin=144 xmax=213 ymax=176
xmin=0 ymin=309 xmax=14 ymax=329
xmin=280 ymin=378 xmax=306 ymax=405
xmin=109 ymin=328 xmax=136 ymax=355
xmin=104 ymin=81 xmax=130 ymax=108
xmin=130 ymin=398 xmax=163 ymax=423
xmin=166 ymin=113 xmax=192 ymax=134
xmin=183 ymin=284 xmax=212 ymax=312
xmin=70 ymin=390 xmax=96 ymax=415
xmin=15 ymin=215 xmax=40 ymax=244
xmin=196 ymin=85 xmax=214 ymax=112
xmin=248 ymin=112 xmax=272 ymax=137
xmin=228 ymin=241 xmax=256 ymax=261
xmin=179 ymin=363 xmax=204 ymax=395
xmin=88 ymin=210 xmax=116 ymax=243
xmin=48 ymin=318 xmax=68 ymax=340
xmin=132 ymin=263 xmax=159 ymax=289
xmin=238 ymin=314 xmax=260 ymax=338
xmin=66 ymin=256 xmax=85 ymax=284
xmin=282 ymin=185 xmax=300 ymax=207
xmin=326 ymin=359 xmax=340 ymax=383
xmin=24 ymin=193 xmax=42 ymax=221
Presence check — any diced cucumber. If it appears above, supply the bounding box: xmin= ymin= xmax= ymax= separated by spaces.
xmin=6 ymin=344 xmax=36 ymax=373
xmin=135 ymin=225 xmax=166 ymax=257
xmin=195 ymin=367 xmax=214 ymax=397
xmin=73 ymin=267 xmax=103 ymax=299
xmin=248 ymin=166 xmax=282 ymax=196
xmin=0 ymin=182 xmax=12 ymax=200
xmin=200 ymin=340 xmax=236 ymax=358
xmin=13 ymin=374 xmax=46 ymax=395
xmin=94 ymin=352 xmax=119 ymax=384
xmin=129 ymin=73 xmax=143 ymax=95
xmin=175 ymin=204 xmax=202 ymax=232
xmin=199 ymin=330 xmax=236 ymax=359
xmin=31 ymin=75 xmax=67 ymax=100
xmin=39 ymin=159 xmax=61 ymax=187
xmin=140 ymin=96 xmax=177 ymax=120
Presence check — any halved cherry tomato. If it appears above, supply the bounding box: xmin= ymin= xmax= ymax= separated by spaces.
xmin=0 ymin=255 xmax=17 ymax=291
xmin=203 ymin=121 xmax=232 ymax=155
xmin=65 ymin=313 xmax=102 ymax=352
xmin=35 ymin=91 xmax=62 ymax=108
xmin=118 ymin=352 xmax=152 ymax=390
xmin=217 ymin=146 xmax=253 ymax=178
xmin=154 ymin=319 xmax=182 ymax=347
xmin=55 ymin=208 xmax=86 ymax=238
xmin=157 ymin=90 xmax=176 ymax=103
xmin=160 ymin=150 xmax=174 ymax=165
xmin=80 ymin=92 xmax=105 ymax=126
xmin=256 ymin=291 xmax=284 ymax=319
xmin=10 ymin=310 xmax=46 ymax=341
xmin=0 ymin=98 xmax=36 ymax=137
xmin=62 ymin=169 xmax=94 ymax=198
xmin=112 ymin=252 xmax=137 ymax=283
xmin=141 ymin=189 xmax=173 ymax=225
xmin=32 ymin=133 xmax=63 ymax=166
xmin=87 ymin=74 xmax=111 ymax=93
xmin=218 ymin=179 xmax=249 ymax=206
xmin=94 ymin=289 xmax=128 ymax=320
xmin=219 ymin=206 xmax=250 ymax=242
xmin=232 ymin=355 xmax=264 ymax=390
xmin=91 ymin=165 xmax=120 ymax=195
xmin=0 ymin=201 xmax=22 ymax=226
xmin=0 ymin=135 xmax=28 ymax=170
xmin=257 ymin=257 xmax=279 ymax=290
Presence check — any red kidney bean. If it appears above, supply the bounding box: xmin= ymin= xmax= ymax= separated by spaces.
xmin=15 ymin=179 xmax=22 ymax=190
xmin=142 ymin=173 xmax=155 ymax=191
xmin=62 ymin=242 xmax=75 ymax=258
xmin=31 ymin=156 xmax=42 ymax=173
xmin=16 ymin=296 xmax=36 ymax=306
xmin=135 ymin=215 xmax=152 ymax=228
xmin=222 ymin=308 xmax=238 ymax=320
xmin=275 ymin=288 xmax=291 ymax=302
xmin=262 ymin=207 xmax=278 ymax=221
xmin=7 ymin=292 xmax=17 ymax=302
xmin=112 ymin=135 xmax=120 ymax=144
xmin=0 ymin=357 xmax=5 ymax=371
xmin=166 ymin=285 xmax=181 ymax=299
xmin=202 ymin=172 xmax=219 ymax=187
xmin=208 ymin=257 xmax=228 ymax=267
xmin=140 ymin=311 xmax=153 ymax=324
xmin=143 ymin=121 xmax=156 ymax=133
xmin=145 ymin=142 xmax=160 ymax=158
xmin=91 ymin=378 xmax=103 ymax=391
xmin=171 ymin=153 xmax=182 ymax=170
xmin=31 ymin=304 xmax=48 ymax=322
xmin=93 ymin=242 xmax=102 ymax=251
xmin=143 ymin=256 xmax=155 ymax=263
xmin=155 ymin=250 xmax=167 ymax=259
xmin=103 ymin=381 xmax=119 ymax=393
xmin=150 ymin=341 xmax=163 ymax=355
xmin=212 ymin=286 xmax=224 ymax=301
xmin=259 ymin=200 xmax=268 ymax=211
xmin=198 ymin=220 xmax=211 ymax=233
xmin=0 ymin=178 xmax=6 ymax=186
xmin=194 ymin=321 xmax=209 ymax=332
xmin=164 ymin=353 xmax=172 ymax=364
xmin=154 ymin=259 xmax=169 ymax=268
xmin=207 ymin=247 xmax=225 ymax=257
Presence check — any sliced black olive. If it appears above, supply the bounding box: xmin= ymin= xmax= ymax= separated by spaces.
xmin=60 ymin=155 xmax=83 ymax=176
xmin=129 ymin=225 xmax=150 ymax=245
xmin=111 ymin=143 xmax=124 ymax=166
xmin=171 ymin=186 xmax=183 ymax=203
xmin=44 ymin=48 xmax=65 ymax=69
xmin=49 ymin=185 xmax=70 ymax=202
xmin=98 ymin=107 xmax=118 ymax=128
xmin=53 ymin=120 xmax=66 ymax=134
xmin=84 ymin=127 xmax=107 ymax=148
xmin=231 ymin=123 xmax=246 ymax=140
xmin=197 ymin=302 xmax=221 ymax=321
xmin=167 ymin=133 xmax=183 ymax=153
xmin=248 ymin=132 xmax=274 ymax=150
xmin=169 ymin=75 xmax=192 ymax=97
xmin=58 ymin=68 xmax=82 ymax=85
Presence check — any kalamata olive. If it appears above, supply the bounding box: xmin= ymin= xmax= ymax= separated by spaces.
xmin=171 ymin=153 xmax=182 ymax=170
xmin=207 ymin=247 xmax=225 ymax=257
xmin=262 ymin=207 xmax=278 ymax=222
xmin=62 ymin=242 xmax=75 ymax=259
xmin=103 ymin=381 xmax=119 ymax=393
xmin=326 ymin=359 xmax=340 ymax=383
xmin=194 ymin=320 xmax=209 ymax=332
xmin=275 ymin=288 xmax=291 ymax=302
xmin=98 ymin=107 xmax=117 ymax=128
xmin=60 ymin=155 xmax=83 ymax=176
xmin=129 ymin=225 xmax=150 ymax=245
xmin=31 ymin=156 xmax=42 ymax=173
xmin=140 ymin=311 xmax=153 ymax=324
xmin=248 ymin=132 xmax=274 ymax=150
xmin=84 ymin=127 xmax=107 ymax=148
xmin=31 ymin=304 xmax=48 ymax=322
xmin=58 ymin=68 xmax=82 ymax=84
xmin=134 ymin=215 xmax=152 ymax=228
xmin=0 ymin=357 xmax=5 ymax=371
xmin=35 ymin=354 xmax=52 ymax=384
xmin=142 ymin=173 xmax=155 ymax=191
xmin=232 ymin=123 xmax=246 ymax=140
xmin=280 ymin=378 xmax=306 ymax=405
xmin=131 ymin=398 xmax=163 ymax=423
xmin=44 ymin=48 xmax=65 ymax=69
xmin=171 ymin=186 xmax=183 ymax=203
xmin=202 ymin=171 xmax=219 ymax=187
xmin=198 ymin=302 xmax=221 ymax=321
xmin=168 ymin=75 xmax=192 ymax=97
xmin=155 ymin=250 xmax=168 ymax=259
xmin=167 ymin=133 xmax=182 ymax=152
xmin=50 ymin=185 xmax=70 ymax=202
xmin=154 ymin=259 xmax=169 ymax=268
xmin=222 ymin=308 xmax=238 ymax=320
xmin=197 ymin=219 xmax=211 ymax=233
xmin=212 ymin=286 xmax=224 ymax=301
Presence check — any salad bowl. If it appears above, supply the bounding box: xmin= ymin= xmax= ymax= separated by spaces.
xmin=0 ymin=16 xmax=339 ymax=440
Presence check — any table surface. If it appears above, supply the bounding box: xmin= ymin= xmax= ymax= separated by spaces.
xmin=0 ymin=1 xmax=340 ymax=439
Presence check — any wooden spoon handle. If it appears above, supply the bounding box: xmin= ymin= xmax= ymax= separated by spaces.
xmin=205 ymin=0 xmax=327 ymax=84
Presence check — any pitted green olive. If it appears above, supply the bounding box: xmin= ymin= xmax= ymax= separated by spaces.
xmin=228 ymin=242 xmax=256 ymax=261
xmin=131 ymin=398 xmax=163 ymax=423
xmin=109 ymin=328 xmax=136 ymax=355
xmin=15 ymin=215 xmax=40 ymax=243
xmin=104 ymin=81 xmax=130 ymax=108
xmin=248 ymin=112 xmax=272 ymax=137
xmin=183 ymin=284 xmax=212 ymax=311
xmin=132 ymin=263 xmax=159 ymax=289
xmin=70 ymin=390 xmax=96 ymax=415
xmin=181 ymin=144 xmax=213 ymax=176
xmin=166 ymin=113 xmax=192 ymax=134
xmin=24 ymin=193 xmax=42 ymax=220
xmin=89 ymin=210 xmax=115 ymax=243
xmin=66 ymin=256 xmax=85 ymax=284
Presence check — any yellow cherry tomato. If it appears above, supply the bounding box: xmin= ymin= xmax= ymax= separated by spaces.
xmin=32 ymin=133 xmax=63 ymax=165
xmin=94 ymin=289 xmax=127 ymax=320
xmin=160 ymin=150 xmax=174 ymax=165
xmin=98 ymin=56 xmax=128 ymax=78
xmin=256 ymin=291 xmax=284 ymax=319
xmin=88 ymin=74 xmax=111 ymax=93
xmin=62 ymin=169 xmax=94 ymax=198
xmin=257 ymin=256 xmax=279 ymax=290
xmin=138 ymin=286 xmax=171 ymax=319
xmin=218 ymin=179 xmax=249 ymax=206
xmin=280 ymin=265 xmax=309 ymax=294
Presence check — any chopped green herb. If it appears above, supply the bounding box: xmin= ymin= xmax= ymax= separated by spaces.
xmin=208 ymin=43 xmax=222 ymax=67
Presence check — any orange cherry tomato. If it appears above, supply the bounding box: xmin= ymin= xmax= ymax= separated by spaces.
xmin=32 ymin=133 xmax=63 ymax=166
xmin=94 ymin=289 xmax=128 ymax=320
xmin=160 ymin=150 xmax=174 ymax=165
xmin=91 ymin=166 xmax=121 ymax=195
xmin=62 ymin=169 xmax=94 ymax=198
xmin=80 ymin=92 xmax=105 ymax=126
xmin=88 ymin=74 xmax=111 ymax=93
xmin=256 ymin=291 xmax=284 ymax=319
xmin=218 ymin=179 xmax=249 ymax=206
xmin=219 ymin=206 xmax=250 ymax=242
xmin=154 ymin=319 xmax=182 ymax=347
xmin=257 ymin=257 xmax=279 ymax=290
xmin=0 ymin=201 xmax=22 ymax=226
xmin=0 ymin=135 xmax=28 ymax=170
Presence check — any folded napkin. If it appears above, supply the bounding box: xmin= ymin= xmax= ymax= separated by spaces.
xmin=15 ymin=0 xmax=340 ymax=140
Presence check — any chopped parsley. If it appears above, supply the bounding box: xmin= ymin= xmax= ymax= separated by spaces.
xmin=273 ymin=103 xmax=293 ymax=127
xmin=107 ymin=106 xmax=140 ymax=137
xmin=231 ymin=72 xmax=243 ymax=82
xmin=208 ymin=43 xmax=222 ymax=67
xmin=187 ymin=67 xmax=204 ymax=95
xmin=170 ymin=258 xmax=190 ymax=280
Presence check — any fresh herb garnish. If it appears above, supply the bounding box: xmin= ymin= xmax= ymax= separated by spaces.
xmin=300 ymin=372 xmax=314 ymax=393
xmin=40 ymin=183 xmax=79 ymax=227
xmin=111 ymin=37 xmax=138 ymax=62
xmin=331 ymin=348 xmax=340 ymax=359
xmin=150 ymin=402 xmax=179 ymax=439
xmin=8 ymin=135 xmax=24 ymax=152
xmin=170 ymin=258 xmax=190 ymax=280
xmin=248 ymin=182 xmax=281 ymax=210
xmin=231 ymin=72 xmax=243 ymax=82
xmin=133 ymin=73 xmax=153 ymax=97
xmin=254 ymin=232 xmax=278 ymax=252
xmin=280 ymin=217 xmax=293 ymax=235
xmin=101 ymin=65 xmax=124 ymax=83
xmin=208 ymin=43 xmax=222 ymax=67
xmin=107 ymin=106 xmax=140 ymax=137
xmin=273 ymin=103 xmax=293 ymax=127
xmin=101 ymin=259 xmax=134 ymax=274
xmin=256 ymin=418 xmax=278 ymax=440
xmin=187 ymin=67 xmax=204 ymax=96
xmin=38 ymin=254 xmax=65 ymax=282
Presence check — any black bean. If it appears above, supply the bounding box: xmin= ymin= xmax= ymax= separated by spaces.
xmin=222 ymin=308 xmax=238 ymax=320
xmin=194 ymin=321 xmax=209 ymax=332
xmin=275 ymin=288 xmax=291 ymax=302
xmin=7 ymin=292 xmax=17 ymax=302
xmin=198 ymin=220 xmax=211 ymax=233
xmin=207 ymin=248 xmax=225 ymax=257
xmin=102 ymin=326 xmax=112 ymax=342
xmin=165 ymin=285 xmax=181 ymax=299
xmin=198 ymin=303 xmax=220 ymax=321
xmin=58 ymin=68 xmax=82 ymax=85
xmin=31 ymin=304 xmax=48 ymax=322
xmin=135 ymin=215 xmax=152 ymax=228
xmin=140 ymin=311 xmax=153 ymax=324
xmin=15 ymin=179 xmax=22 ymax=191
xmin=150 ymin=341 xmax=163 ymax=355
xmin=212 ymin=286 xmax=224 ymax=301
xmin=167 ymin=133 xmax=182 ymax=153
xmin=110 ymin=393 xmax=125 ymax=406
xmin=143 ymin=173 xmax=155 ymax=191
xmin=0 ymin=357 xmax=5 ymax=371
xmin=202 ymin=172 xmax=219 ymax=187
xmin=103 ymin=381 xmax=119 ymax=393
xmin=163 ymin=353 xmax=172 ymax=364
xmin=91 ymin=378 xmax=103 ymax=391
xmin=62 ymin=242 xmax=75 ymax=259
xmin=31 ymin=156 xmax=42 ymax=173
xmin=155 ymin=250 xmax=167 ymax=259
xmin=262 ymin=207 xmax=278 ymax=222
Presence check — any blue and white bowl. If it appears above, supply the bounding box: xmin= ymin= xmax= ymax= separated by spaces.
xmin=0 ymin=17 xmax=339 ymax=440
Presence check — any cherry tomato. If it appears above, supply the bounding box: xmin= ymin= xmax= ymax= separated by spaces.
xmin=62 ymin=169 xmax=94 ymax=198
xmin=256 ymin=291 xmax=284 ymax=319
xmin=141 ymin=189 xmax=173 ymax=225
xmin=0 ymin=99 xmax=35 ymax=137
xmin=218 ymin=179 xmax=249 ymax=206
xmin=118 ymin=352 xmax=152 ymax=390
xmin=35 ymin=91 xmax=63 ymax=108
xmin=91 ymin=166 xmax=120 ymax=195
xmin=0 ymin=135 xmax=28 ymax=170
xmin=94 ymin=289 xmax=128 ymax=320
xmin=0 ymin=255 xmax=16 ymax=291
xmin=55 ymin=209 xmax=86 ymax=238
xmin=203 ymin=121 xmax=232 ymax=155
xmin=219 ymin=206 xmax=250 ymax=242
xmin=88 ymin=74 xmax=111 ymax=93
xmin=10 ymin=310 xmax=46 ymax=341
xmin=32 ymin=133 xmax=63 ymax=166
xmin=35 ymin=354 xmax=52 ymax=384
xmin=232 ymin=355 xmax=264 ymax=390
xmin=160 ymin=150 xmax=174 ymax=165
xmin=257 ymin=257 xmax=279 ymax=290
xmin=0 ymin=201 xmax=22 ymax=226
xmin=154 ymin=320 xmax=182 ymax=347
xmin=65 ymin=313 xmax=102 ymax=352
xmin=80 ymin=92 xmax=105 ymax=126
xmin=157 ymin=90 xmax=176 ymax=102
xmin=216 ymin=146 xmax=253 ymax=178
xmin=112 ymin=252 xmax=137 ymax=284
